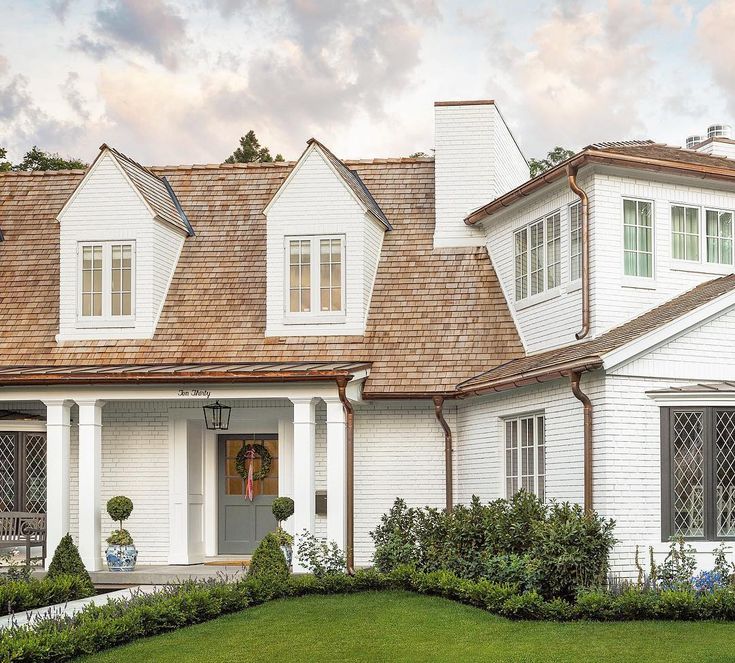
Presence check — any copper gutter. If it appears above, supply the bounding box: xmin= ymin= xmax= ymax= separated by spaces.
xmin=336 ymin=377 xmax=355 ymax=574
xmin=570 ymin=370 xmax=593 ymax=513
xmin=567 ymin=165 xmax=590 ymax=340
xmin=432 ymin=396 xmax=453 ymax=511
xmin=464 ymin=150 xmax=735 ymax=225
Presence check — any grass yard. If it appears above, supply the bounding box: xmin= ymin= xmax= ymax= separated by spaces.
xmin=76 ymin=590 xmax=735 ymax=663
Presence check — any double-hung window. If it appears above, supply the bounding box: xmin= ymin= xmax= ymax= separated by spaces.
xmin=623 ymin=199 xmax=653 ymax=278
xmin=287 ymin=236 xmax=343 ymax=315
xmin=79 ymin=242 xmax=134 ymax=320
xmin=662 ymin=407 xmax=735 ymax=540
xmin=705 ymin=209 xmax=733 ymax=266
xmin=671 ymin=205 xmax=700 ymax=262
xmin=513 ymin=212 xmax=561 ymax=301
xmin=569 ymin=202 xmax=582 ymax=282
xmin=505 ymin=414 xmax=545 ymax=500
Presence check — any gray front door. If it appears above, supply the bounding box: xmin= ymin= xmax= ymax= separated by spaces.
xmin=218 ymin=434 xmax=279 ymax=555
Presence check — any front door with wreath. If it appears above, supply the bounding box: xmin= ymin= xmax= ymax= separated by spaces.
xmin=217 ymin=434 xmax=278 ymax=555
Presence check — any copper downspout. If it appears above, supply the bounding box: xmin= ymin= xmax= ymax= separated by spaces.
xmin=432 ymin=396 xmax=453 ymax=511
xmin=336 ymin=377 xmax=355 ymax=574
xmin=569 ymin=370 xmax=593 ymax=513
xmin=567 ymin=164 xmax=590 ymax=340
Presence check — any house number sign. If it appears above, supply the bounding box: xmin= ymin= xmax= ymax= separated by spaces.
xmin=177 ymin=388 xmax=212 ymax=399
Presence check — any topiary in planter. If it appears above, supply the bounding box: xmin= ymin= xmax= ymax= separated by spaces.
xmin=272 ymin=497 xmax=294 ymax=525
xmin=249 ymin=532 xmax=289 ymax=581
xmin=107 ymin=496 xmax=133 ymax=533
xmin=105 ymin=496 xmax=137 ymax=572
xmin=46 ymin=534 xmax=94 ymax=592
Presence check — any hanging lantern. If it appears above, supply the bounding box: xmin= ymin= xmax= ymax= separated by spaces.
xmin=202 ymin=401 xmax=231 ymax=430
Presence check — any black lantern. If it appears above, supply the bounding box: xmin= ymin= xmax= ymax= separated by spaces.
xmin=203 ymin=401 xmax=231 ymax=430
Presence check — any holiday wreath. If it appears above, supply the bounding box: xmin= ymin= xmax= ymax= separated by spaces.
xmin=235 ymin=443 xmax=272 ymax=481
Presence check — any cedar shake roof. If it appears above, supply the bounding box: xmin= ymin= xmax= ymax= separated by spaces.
xmin=459 ymin=274 xmax=735 ymax=394
xmin=102 ymin=145 xmax=194 ymax=236
xmin=0 ymin=158 xmax=523 ymax=397
xmin=466 ymin=141 xmax=735 ymax=224
xmin=306 ymin=139 xmax=392 ymax=230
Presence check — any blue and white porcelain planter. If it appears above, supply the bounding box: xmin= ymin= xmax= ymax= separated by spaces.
xmin=280 ymin=544 xmax=293 ymax=569
xmin=105 ymin=544 xmax=138 ymax=572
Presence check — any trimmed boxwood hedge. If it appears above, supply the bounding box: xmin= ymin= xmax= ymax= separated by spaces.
xmin=5 ymin=567 xmax=735 ymax=661
xmin=0 ymin=574 xmax=95 ymax=617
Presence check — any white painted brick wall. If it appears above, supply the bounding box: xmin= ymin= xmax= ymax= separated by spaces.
xmin=265 ymin=147 xmax=384 ymax=336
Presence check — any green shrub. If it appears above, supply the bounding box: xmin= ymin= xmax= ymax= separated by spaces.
xmin=576 ymin=589 xmax=617 ymax=620
xmin=106 ymin=528 xmax=133 ymax=546
xmin=272 ymin=497 xmax=295 ymax=524
xmin=614 ymin=588 xmax=659 ymax=620
xmin=658 ymin=589 xmax=698 ymax=620
xmin=471 ymin=580 xmax=518 ymax=612
xmin=542 ymin=597 xmax=577 ymax=621
xmin=45 ymin=534 xmax=94 ymax=592
xmin=370 ymin=499 xmax=420 ymax=573
xmin=249 ymin=533 xmax=289 ymax=581
xmin=106 ymin=496 xmax=133 ymax=526
xmin=0 ymin=575 xmax=94 ymax=617
xmin=501 ymin=591 xmax=545 ymax=620
xmin=295 ymin=530 xmax=345 ymax=577
xmin=699 ymin=588 xmax=735 ymax=620
xmin=658 ymin=537 xmax=697 ymax=590
xmin=483 ymin=553 xmax=530 ymax=589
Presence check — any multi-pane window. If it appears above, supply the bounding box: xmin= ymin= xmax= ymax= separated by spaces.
xmin=569 ymin=202 xmax=582 ymax=281
xmin=663 ymin=407 xmax=735 ymax=540
xmin=671 ymin=206 xmax=700 ymax=262
xmin=79 ymin=242 xmax=134 ymax=319
xmin=623 ymin=199 xmax=653 ymax=278
xmin=287 ymin=236 xmax=343 ymax=315
xmin=705 ymin=210 xmax=733 ymax=265
xmin=505 ymin=414 xmax=545 ymax=500
xmin=513 ymin=212 xmax=562 ymax=301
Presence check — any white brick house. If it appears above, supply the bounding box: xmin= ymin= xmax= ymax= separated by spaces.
xmin=1 ymin=102 xmax=735 ymax=577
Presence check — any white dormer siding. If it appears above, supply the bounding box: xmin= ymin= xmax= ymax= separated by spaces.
xmin=694 ymin=138 xmax=735 ymax=160
xmin=56 ymin=151 xmax=187 ymax=342
xmin=265 ymin=144 xmax=386 ymax=337
xmin=434 ymin=101 xmax=528 ymax=248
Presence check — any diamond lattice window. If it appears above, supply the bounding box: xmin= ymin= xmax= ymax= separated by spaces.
xmin=717 ymin=411 xmax=735 ymax=537
xmin=0 ymin=434 xmax=15 ymax=512
xmin=24 ymin=434 xmax=46 ymax=514
xmin=672 ymin=411 xmax=704 ymax=537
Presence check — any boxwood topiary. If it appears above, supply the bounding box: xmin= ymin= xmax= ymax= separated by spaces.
xmin=107 ymin=496 xmax=133 ymax=528
xmin=272 ymin=497 xmax=295 ymax=525
xmin=249 ymin=532 xmax=289 ymax=581
xmin=46 ymin=534 xmax=94 ymax=592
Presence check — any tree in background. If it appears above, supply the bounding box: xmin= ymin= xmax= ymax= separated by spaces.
xmin=0 ymin=148 xmax=11 ymax=172
xmin=225 ymin=130 xmax=284 ymax=163
xmin=409 ymin=151 xmax=429 ymax=158
xmin=529 ymin=146 xmax=575 ymax=178
xmin=11 ymin=146 xmax=88 ymax=171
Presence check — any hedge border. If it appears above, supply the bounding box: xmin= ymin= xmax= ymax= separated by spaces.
xmin=5 ymin=568 xmax=735 ymax=662
xmin=0 ymin=575 xmax=94 ymax=618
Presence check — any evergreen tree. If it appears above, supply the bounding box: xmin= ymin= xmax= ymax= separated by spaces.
xmin=529 ymin=146 xmax=575 ymax=177
xmin=46 ymin=533 xmax=94 ymax=591
xmin=225 ymin=130 xmax=284 ymax=163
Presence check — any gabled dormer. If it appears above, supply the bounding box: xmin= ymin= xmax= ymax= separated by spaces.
xmin=56 ymin=145 xmax=193 ymax=342
xmin=264 ymin=139 xmax=391 ymax=336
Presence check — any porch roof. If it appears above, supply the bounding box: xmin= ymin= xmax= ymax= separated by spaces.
xmin=0 ymin=361 xmax=371 ymax=385
xmin=647 ymin=381 xmax=735 ymax=394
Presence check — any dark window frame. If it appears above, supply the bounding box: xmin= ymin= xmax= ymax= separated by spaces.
xmin=0 ymin=431 xmax=47 ymax=513
xmin=661 ymin=406 xmax=735 ymax=541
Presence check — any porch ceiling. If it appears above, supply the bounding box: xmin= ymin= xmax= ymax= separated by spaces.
xmin=0 ymin=361 xmax=371 ymax=385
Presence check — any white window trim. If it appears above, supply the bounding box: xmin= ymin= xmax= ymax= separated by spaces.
xmin=670 ymin=203 xmax=701 ymax=264
xmin=704 ymin=207 xmax=735 ymax=267
xmin=503 ymin=412 xmax=546 ymax=500
xmin=283 ymin=234 xmax=346 ymax=324
xmin=622 ymin=197 xmax=655 ymax=280
xmin=76 ymin=241 xmax=136 ymax=328
xmin=667 ymin=203 xmax=735 ymax=273
xmin=513 ymin=210 xmax=562 ymax=304
xmin=569 ymin=201 xmax=582 ymax=285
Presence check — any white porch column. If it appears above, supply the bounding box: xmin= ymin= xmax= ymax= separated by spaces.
xmin=77 ymin=400 xmax=104 ymax=571
xmin=44 ymin=399 xmax=72 ymax=565
xmin=290 ymin=397 xmax=316 ymax=573
xmin=325 ymin=398 xmax=346 ymax=553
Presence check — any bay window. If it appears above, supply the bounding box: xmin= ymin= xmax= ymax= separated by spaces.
xmin=79 ymin=242 xmax=134 ymax=319
xmin=505 ymin=413 xmax=545 ymax=500
xmin=513 ymin=211 xmax=561 ymax=301
xmin=662 ymin=407 xmax=735 ymax=540
xmin=287 ymin=236 xmax=343 ymax=315
xmin=623 ymin=199 xmax=653 ymax=278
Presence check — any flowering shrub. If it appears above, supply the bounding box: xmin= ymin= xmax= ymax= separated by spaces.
xmin=693 ymin=570 xmax=726 ymax=593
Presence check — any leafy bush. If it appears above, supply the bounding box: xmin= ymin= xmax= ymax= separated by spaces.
xmin=107 ymin=496 xmax=134 ymax=548
xmin=576 ymin=589 xmax=617 ymax=620
xmin=613 ymin=588 xmax=659 ymax=620
xmin=657 ymin=589 xmax=698 ymax=620
xmin=658 ymin=537 xmax=697 ymax=590
xmin=699 ymin=587 xmax=735 ymax=620
xmin=249 ymin=533 xmax=289 ymax=581
xmin=272 ymin=497 xmax=295 ymax=524
xmin=371 ymin=493 xmax=615 ymax=599
xmin=295 ymin=530 xmax=346 ymax=577
xmin=693 ymin=570 xmax=726 ymax=593
xmin=45 ymin=534 xmax=94 ymax=592
xmin=501 ymin=591 xmax=545 ymax=620
xmin=0 ymin=574 xmax=94 ymax=616
xmin=106 ymin=528 xmax=134 ymax=546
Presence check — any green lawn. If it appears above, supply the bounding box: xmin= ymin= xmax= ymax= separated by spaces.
xmin=76 ymin=590 xmax=735 ymax=663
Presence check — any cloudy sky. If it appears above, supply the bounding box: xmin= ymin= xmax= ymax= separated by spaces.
xmin=0 ymin=0 xmax=732 ymax=165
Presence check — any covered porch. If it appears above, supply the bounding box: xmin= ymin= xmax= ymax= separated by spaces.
xmin=0 ymin=362 xmax=368 ymax=576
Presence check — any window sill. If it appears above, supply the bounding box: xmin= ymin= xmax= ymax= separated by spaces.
xmin=75 ymin=317 xmax=136 ymax=329
xmin=283 ymin=313 xmax=346 ymax=325
xmin=515 ymin=287 xmax=562 ymax=311
xmin=671 ymin=260 xmax=734 ymax=276
xmin=565 ymin=280 xmax=582 ymax=294
xmin=621 ymin=276 xmax=656 ymax=291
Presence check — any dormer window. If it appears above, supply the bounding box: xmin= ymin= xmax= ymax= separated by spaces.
xmin=79 ymin=241 xmax=135 ymax=321
xmin=287 ymin=236 xmax=343 ymax=316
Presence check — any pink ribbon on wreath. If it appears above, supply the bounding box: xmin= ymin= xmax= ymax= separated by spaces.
xmin=244 ymin=447 xmax=256 ymax=502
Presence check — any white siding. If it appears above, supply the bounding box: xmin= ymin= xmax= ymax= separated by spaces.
xmin=483 ymin=177 xmax=588 ymax=352
xmin=265 ymin=146 xmax=385 ymax=336
xmin=434 ymin=102 xmax=527 ymax=248
xmin=57 ymin=152 xmax=186 ymax=341
xmin=696 ymin=139 xmax=735 ymax=160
